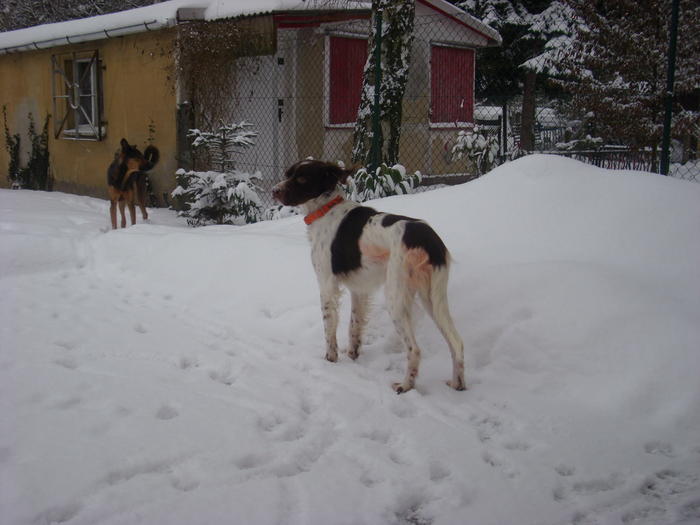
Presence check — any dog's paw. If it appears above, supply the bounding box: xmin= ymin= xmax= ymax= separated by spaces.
xmin=446 ymin=379 xmax=467 ymax=391
xmin=392 ymin=382 xmax=413 ymax=395
xmin=325 ymin=351 xmax=338 ymax=363
xmin=348 ymin=348 xmax=360 ymax=360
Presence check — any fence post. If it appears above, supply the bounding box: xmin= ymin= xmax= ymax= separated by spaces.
xmin=660 ymin=0 xmax=680 ymax=176
xmin=369 ymin=8 xmax=383 ymax=173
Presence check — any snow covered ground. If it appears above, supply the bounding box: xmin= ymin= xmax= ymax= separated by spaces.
xmin=1 ymin=155 xmax=699 ymax=525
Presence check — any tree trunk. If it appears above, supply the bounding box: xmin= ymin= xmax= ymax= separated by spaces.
xmin=352 ymin=0 xmax=415 ymax=168
xmin=520 ymin=69 xmax=537 ymax=152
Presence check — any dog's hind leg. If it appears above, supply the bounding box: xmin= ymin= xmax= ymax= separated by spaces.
xmin=418 ymin=266 xmax=465 ymax=391
xmin=348 ymin=292 xmax=369 ymax=360
xmin=388 ymin=299 xmax=421 ymax=394
xmin=320 ymin=282 xmax=341 ymax=363
xmin=386 ymin=259 xmax=422 ymax=393
xmin=127 ymin=199 xmax=137 ymax=226
xmin=118 ymin=199 xmax=127 ymax=228
xmin=136 ymin=175 xmax=149 ymax=221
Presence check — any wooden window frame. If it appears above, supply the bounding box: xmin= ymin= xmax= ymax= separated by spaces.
xmin=51 ymin=50 xmax=105 ymax=141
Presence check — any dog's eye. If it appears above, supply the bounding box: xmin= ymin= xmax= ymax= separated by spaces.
xmin=296 ymin=176 xmax=307 ymax=184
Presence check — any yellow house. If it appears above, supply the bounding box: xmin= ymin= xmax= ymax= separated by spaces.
xmin=0 ymin=6 xmax=181 ymax=201
xmin=0 ymin=0 xmax=500 ymax=207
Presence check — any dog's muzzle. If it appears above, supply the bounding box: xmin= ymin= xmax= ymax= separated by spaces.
xmin=272 ymin=182 xmax=285 ymax=204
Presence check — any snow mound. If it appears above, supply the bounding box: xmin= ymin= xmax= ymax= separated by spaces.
xmin=1 ymin=155 xmax=699 ymax=525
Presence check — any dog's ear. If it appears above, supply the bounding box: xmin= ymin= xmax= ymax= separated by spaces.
xmin=120 ymin=138 xmax=129 ymax=151
xmin=327 ymin=164 xmax=354 ymax=186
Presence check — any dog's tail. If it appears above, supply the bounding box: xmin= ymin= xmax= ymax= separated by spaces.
xmin=143 ymin=145 xmax=159 ymax=171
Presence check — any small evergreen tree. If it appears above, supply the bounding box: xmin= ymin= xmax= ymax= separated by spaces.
xmin=459 ymin=0 xmax=575 ymax=151
xmin=188 ymin=121 xmax=257 ymax=173
xmin=173 ymin=121 xmax=262 ymax=226
xmin=173 ymin=169 xmax=263 ymax=226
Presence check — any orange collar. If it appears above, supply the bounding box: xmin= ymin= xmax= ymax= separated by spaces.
xmin=304 ymin=195 xmax=344 ymax=225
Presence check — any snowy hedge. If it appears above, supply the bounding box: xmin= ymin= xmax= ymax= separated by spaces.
xmin=344 ymin=163 xmax=422 ymax=202
xmin=452 ymin=126 xmax=501 ymax=176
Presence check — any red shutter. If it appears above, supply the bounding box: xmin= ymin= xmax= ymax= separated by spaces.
xmin=329 ymin=37 xmax=368 ymax=125
xmin=431 ymin=46 xmax=474 ymax=124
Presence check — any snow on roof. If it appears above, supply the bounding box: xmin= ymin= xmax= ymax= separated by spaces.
xmin=418 ymin=0 xmax=501 ymax=45
xmin=0 ymin=0 xmax=498 ymax=55
xmin=0 ymin=0 xmax=366 ymax=54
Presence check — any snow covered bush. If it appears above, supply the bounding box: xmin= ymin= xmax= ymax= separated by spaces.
xmin=344 ymin=163 xmax=422 ymax=203
xmin=262 ymin=204 xmax=299 ymax=221
xmin=452 ymin=126 xmax=500 ymax=176
xmin=555 ymin=135 xmax=604 ymax=151
xmin=172 ymin=120 xmax=262 ymax=226
xmin=172 ymin=169 xmax=263 ymax=226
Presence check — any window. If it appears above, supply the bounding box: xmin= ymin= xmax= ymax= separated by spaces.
xmin=52 ymin=50 xmax=104 ymax=140
xmin=430 ymin=45 xmax=475 ymax=126
xmin=328 ymin=36 xmax=368 ymax=126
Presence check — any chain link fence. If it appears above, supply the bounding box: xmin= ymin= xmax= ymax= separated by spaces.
xmin=182 ymin=6 xmax=698 ymax=212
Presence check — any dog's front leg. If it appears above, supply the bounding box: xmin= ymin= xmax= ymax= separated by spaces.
xmin=320 ymin=284 xmax=340 ymax=362
xmin=109 ymin=200 xmax=118 ymax=229
xmin=348 ymin=292 xmax=369 ymax=360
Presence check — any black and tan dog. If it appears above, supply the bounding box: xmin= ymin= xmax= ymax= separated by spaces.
xmin=107 ymin=138 xmax=159 ymax=229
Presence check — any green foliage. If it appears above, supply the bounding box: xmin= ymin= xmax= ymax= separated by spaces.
xmin=25 ymin=112 xmax=51 ymax=190
xmin=3 ymin=107 xmax=51 ymax=190
xmin=3 ymin=105 xmax=21 ymax=186
xmin=452 ymin=127 xmax=501 ymax=175
xmin=344 ymin=163 xmax=422 ymax=202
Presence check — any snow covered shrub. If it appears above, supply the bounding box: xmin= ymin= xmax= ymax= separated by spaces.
xmin=173 ymin=120 xmax=263 ymax=226
xmin=344 ymin=163 xmax=422 ymax=203
xmin=262 ymin=204 xmax=299 ymax=221
xmin=452 ymin=126 xmax=500 ymax=176
xmin=173 ymin=169 xmax=262 ymax=226
xmin=555 ymin=135 xmax=604 ymax=151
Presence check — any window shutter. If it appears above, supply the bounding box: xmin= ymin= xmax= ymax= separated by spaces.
xmin=430 ymin=46 xmax=474 ymax=124
xmin=329 ymin=37 xmax=368 ymax=125
xmin=51 ymin=54 xmax=73 ymax=139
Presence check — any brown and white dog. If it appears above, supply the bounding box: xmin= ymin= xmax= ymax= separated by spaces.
xmin=107 ymin=138 xmax=159 ymax=229
xmin=273 ymin=160 xmax=465 ymax=393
